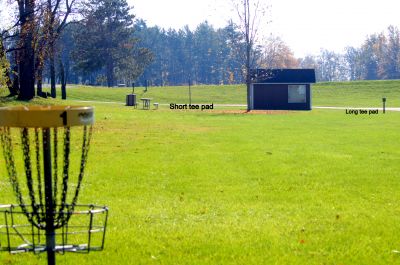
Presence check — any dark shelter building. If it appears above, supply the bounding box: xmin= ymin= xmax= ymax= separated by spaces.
xmin=249 ymin=69 xmax=316 ymax=110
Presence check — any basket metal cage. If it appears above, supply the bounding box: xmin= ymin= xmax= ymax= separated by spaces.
xmin=0 ymin=204 xmax=108 ymax=254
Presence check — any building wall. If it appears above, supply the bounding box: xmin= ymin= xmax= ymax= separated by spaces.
xmin=251 ymin=84 xmax=311 ymax=110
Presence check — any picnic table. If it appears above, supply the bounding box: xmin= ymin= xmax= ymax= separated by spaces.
xmin=140 ymin=98 xmax=152 ymax=110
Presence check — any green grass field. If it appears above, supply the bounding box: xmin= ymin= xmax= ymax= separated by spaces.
xmin=1 ymin=80 xmax=400 ymax=264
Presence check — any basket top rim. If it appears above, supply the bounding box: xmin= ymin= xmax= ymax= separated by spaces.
xmin=0 ymin=105 xmax=94 ymax=127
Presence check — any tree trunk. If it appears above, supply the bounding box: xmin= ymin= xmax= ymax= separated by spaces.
xmin=106 ymin=58 xmax=114 ymax=87
xmin=245 ymin=0 xmax=251 ymax=111
xmin=4 ymin=64 xmax=18 ymax=97
xmin=17 ymin=0 xmax=36 ymax=100
xmin=18 ymin=45 xmax=35 ymax=100
xmin=59 ymin=60 xmax=66 ymax=99
xmin=10 ymin=64 xmax=20 ymax=96
xmin=18 ymin=36 xmax=35 ymax=99
xmin=246 ymin=41 xmax=251 ymax=111
xmin=50 ymin=44 xmax=56 ymax=97
xmin=35 ymin=36 xmax=46 ymax=97
xmin=5 ymin=68 xmax=16 ymax=97
xmin=36 ymin=67 xmax=43 ymax=96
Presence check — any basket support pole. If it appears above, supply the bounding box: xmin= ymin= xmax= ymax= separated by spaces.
xmin=43 ymin=128 xmax=56 ymax=265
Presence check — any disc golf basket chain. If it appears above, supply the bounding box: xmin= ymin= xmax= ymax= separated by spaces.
xmin=0 ymin=106 xmax=108 ymax=265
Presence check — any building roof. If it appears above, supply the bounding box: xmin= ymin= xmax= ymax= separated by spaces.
xmin=251 ymin=69 xmax=316 ymax=83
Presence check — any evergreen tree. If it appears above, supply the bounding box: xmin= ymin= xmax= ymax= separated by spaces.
xmin=221 ymin=21 xmax=245 ymax=84
xmin=73 ymin=0 xmax=151 ymax=87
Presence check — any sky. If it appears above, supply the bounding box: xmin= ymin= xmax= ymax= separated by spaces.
xmin=129 ymin=0 xmax=400 ymax=58
xmin=1 ymin=0 xmax=400 ymax=57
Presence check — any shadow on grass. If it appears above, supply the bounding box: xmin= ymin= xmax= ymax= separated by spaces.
xmin=0 ymin=95 xmax=58 ymax=107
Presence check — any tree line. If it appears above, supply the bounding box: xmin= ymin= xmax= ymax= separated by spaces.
xmin=134 ymin=20 xmax=245 ymax=86
xmin=298 ymin=26 xmax=400 ymax=82
xmin=135 ymin=24 xmax=400 ymax=84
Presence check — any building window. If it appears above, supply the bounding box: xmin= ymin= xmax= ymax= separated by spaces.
xmin=288 ymin=85 xmax=306 ymax=103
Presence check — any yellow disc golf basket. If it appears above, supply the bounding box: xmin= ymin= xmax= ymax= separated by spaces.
xmin=0 ymin=106 xmax=108 ymax=265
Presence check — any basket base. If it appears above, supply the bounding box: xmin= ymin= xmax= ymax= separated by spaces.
xmin=0 ymin=204 xmax=108 ymax=254
xmin=5 ymin=243 xmax=104 ymax=254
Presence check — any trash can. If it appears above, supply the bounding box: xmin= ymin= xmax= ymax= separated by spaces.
xmin=126 ymin=94 xmax=136 ymax=107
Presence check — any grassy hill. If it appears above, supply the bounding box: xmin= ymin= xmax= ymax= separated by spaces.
xmin=314 ymin=80 xmax=400 ymax=107
xmin=59 ymin=79 xmax=400 ymax=108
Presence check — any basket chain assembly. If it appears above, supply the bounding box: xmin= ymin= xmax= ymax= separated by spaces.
xmin=1 ymin=126 xmax=93 ymax=229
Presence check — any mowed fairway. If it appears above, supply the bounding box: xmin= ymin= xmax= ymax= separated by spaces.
xmin=1 ymin=81 xmax=400 ymax=264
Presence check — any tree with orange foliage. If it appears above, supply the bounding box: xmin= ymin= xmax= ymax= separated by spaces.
xmin=259 ymin=36 xmax=299 ymax=69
